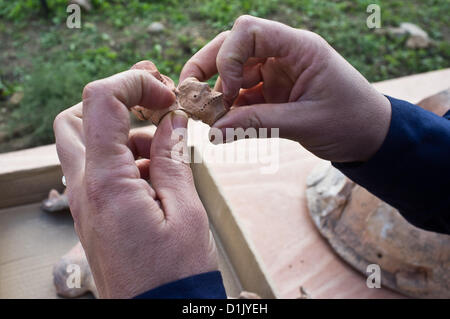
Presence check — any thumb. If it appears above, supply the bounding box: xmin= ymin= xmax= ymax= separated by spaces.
xmin=211 ymin=102 xmax=303 ymax=143
xmin=149 ymin=110 xmax=203 ymax=222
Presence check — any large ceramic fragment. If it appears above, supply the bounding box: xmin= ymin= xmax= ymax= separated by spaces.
xmin=306 ymin=162 xmax=450 ymax=298
xmin=416 ymin=88 xmax=450 ymax=116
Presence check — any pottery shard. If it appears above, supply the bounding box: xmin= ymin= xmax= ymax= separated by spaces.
xmin=416 ymin=88 xmax=450 ymax=117
xmin=130 ymin=61 xmax=227 ymax=126
xmin=41 ymin=188 xmax=69 ymax=212
xmin=177 ymin=77 xmax=227 ymax=126
xmin=306 ymin=162 xmax=450 ymax=299
xmin=53 ymin=242 xmax=98 ymax=298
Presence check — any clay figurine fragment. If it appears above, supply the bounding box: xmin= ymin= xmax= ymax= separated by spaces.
xmin=177 ymin=77 xmax=227 ymax=126
xmin=130 ymin=61 xmax=227 ymax=126
xmin=41 ymin=188 xmax=69 ymax=212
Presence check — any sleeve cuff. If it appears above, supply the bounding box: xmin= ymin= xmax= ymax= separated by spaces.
xmin=133 ymin=271 xmax=227 ymax=299
xmin=332 ymin=95 xmax=450 ymax=234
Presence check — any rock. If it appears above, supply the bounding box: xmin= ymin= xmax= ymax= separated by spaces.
xmin=147 ymin=22 xmax=165 ymax=34
xmin=401 ymin=23 xmax=431 ymax=49
xmin=306 ymin=162 xmax=450 ymax=298
xmin=69 ymin=0 xmax=92 ymax=11
xmin=384 ymin=22 xmax=432 ymax=49
xmin=9 ymin=91 xmax=24 ymax=105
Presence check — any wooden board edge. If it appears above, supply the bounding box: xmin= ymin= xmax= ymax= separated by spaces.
xmin=191 ymin=147 xmax=280 ymax=299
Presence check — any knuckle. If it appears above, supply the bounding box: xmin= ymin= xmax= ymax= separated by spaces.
xmin=303 ymin=30 xmax=330 ymax=51
xmin=311 ymin=31 xmax=328 ymax=47
xmin=82 ymin=80 xmax=106 ymax=101
xmin=247 ymin=109 xmax=263 ymax=129
xmin=234 ymin=15 xmax=255 ymax=29
xmin=218 ymin=30 xmax=231 ymax=38
xmin=53 ymin=111 xmax=68 ymax=133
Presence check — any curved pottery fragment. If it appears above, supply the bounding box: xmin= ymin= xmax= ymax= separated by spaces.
xmin=306 ymin=162 xmax=450 ymax=298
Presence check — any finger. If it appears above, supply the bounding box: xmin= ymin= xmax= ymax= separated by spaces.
xmin=216 ymin=15 xmax=303 ymax=105
xmin=241 ymin=62 xmax=263 ymax=89
xmin=233 ymin=83 xmax=265 ymax=106
xmin=132 ymin=60 xmax=176 ymax=91
xmin=83 ymin=69 xmax=176 ymax=175
xmin=135 ymin=158 xmax=151 ymax=182
xmin=179 ymin=31 xmax=230 ymax=83
xmin=214 ymin=59 xmax=263 ymax=93
xmin=53 ymin=102 xmax=85 ymax=187
xmin=260 ymin=57 xmax=295 ymax=103
xmin=149 ymin=110 xmax=203 ymax=223
xmin=127 ymin=126 xmax=156 ymax=160
xmin=211 ymin=102 xmax=302 ymax=143
xmin=213 ymin=76 xmax=223 ymax=92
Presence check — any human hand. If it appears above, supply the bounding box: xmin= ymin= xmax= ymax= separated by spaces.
xmin=180 ymin=15 xmax=391 ymax=163
xmin=53 ymin=67 xmax=218 ymax=298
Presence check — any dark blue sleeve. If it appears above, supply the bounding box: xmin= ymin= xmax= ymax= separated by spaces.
xmin=133 ymin=271 xmax=227 ymax=299
xmin=333 ymin=96 xmax=450 ymax=235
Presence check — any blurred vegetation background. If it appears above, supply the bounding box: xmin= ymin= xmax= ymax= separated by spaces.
xmin=0 ymin=0 xmax=449 ymax=152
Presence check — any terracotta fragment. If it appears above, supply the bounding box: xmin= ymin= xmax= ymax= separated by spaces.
xmin=416 ymin=88 xmax=450 ymax=117
xmin=41 ymin=188 xmax=69 ymax=212
xmin=130 ymin=62 xmax=227 ymax=126
xmin=306 ymin=89 xmax=450 ymax=298
xmin=177 ymin=77 xmax=227 ymax=126
xmin=306 ymin=162 xmax=450 ymax=298
xmin=53 ymin=242 xmax=98 ymax=298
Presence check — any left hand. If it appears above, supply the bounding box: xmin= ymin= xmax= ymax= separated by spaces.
xmin=53 ymin=67 xmax=218 ymax=298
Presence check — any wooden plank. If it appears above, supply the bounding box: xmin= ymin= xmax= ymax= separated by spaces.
xmin=0 ymin=165 xmax=63 ymax=209
xmin=0 ymin=144 xmax=59 ymax=175
xmin=0 ymin=144 xmax=63 ymax=208
xmin=192 ymin=147 xmax=279 ymax=298
xmin=0 ymin=203 xmax=80 ymax=299
xmin=0 ymin=200 xmax=245 ymax=299
xmin=372 ymin=68 xmax=450 ymax=103
xmin=198 ymin=138 xmax=403 ymax=298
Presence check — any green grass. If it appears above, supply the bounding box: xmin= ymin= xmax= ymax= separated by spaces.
xmin=0 ymin=0 xmax=449 ymax=152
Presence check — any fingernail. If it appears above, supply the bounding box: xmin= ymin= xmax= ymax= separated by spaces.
xmin=221 ymin=81 xmax=232 ymax=108
xmin=171 ymin=110 xmax=189 ymax=129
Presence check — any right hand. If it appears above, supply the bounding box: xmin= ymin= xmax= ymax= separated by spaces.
xmin=180 ymin=15 xmax=391 ymax=163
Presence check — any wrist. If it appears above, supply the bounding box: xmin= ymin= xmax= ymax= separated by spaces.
xmin=351 ymin=94 xmax=392 ymax=163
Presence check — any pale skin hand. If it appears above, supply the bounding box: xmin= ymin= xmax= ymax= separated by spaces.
xmin=180 ymin=15 xmax=392 ymax=163
xmin=53 ymin=70 xmax=218 ymax=298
